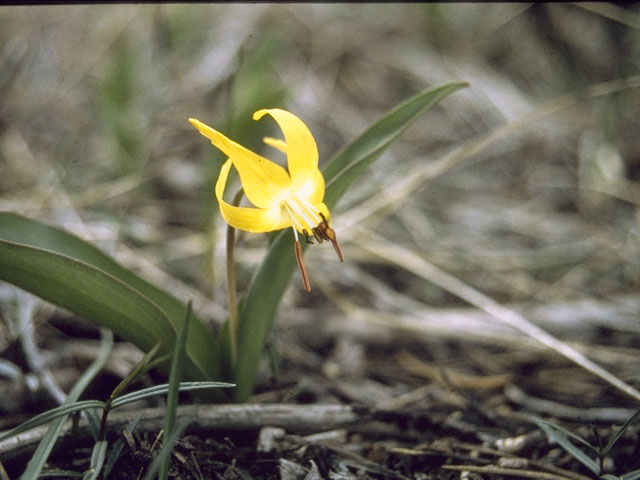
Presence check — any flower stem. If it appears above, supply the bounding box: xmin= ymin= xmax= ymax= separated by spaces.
xmin=226 ymin=188 xmax=245 ymax=368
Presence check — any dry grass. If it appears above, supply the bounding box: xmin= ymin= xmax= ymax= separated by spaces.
xmin=1 ymin=0 xmax=640 ymax=420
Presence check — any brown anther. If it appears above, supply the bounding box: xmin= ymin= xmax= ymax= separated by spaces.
xmin=313 ymin=214 xmax=344 ymax=262
xmin=329 ymin=231 xmax=344 ymax=263
xmin=294 ymin=240 xmax=311 ymax=292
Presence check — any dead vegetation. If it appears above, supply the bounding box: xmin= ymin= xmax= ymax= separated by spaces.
xmin=1 ymin=4 xmax=640 ymax=479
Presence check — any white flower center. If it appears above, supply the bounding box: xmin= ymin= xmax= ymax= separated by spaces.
xmin=284 ymin=195 xmax=322 ymax=241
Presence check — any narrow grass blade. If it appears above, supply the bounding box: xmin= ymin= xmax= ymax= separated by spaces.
xmin=19 ymin=329 xmax=113 ymax=480
xmin=37 ymin=471 xmax=83 ymax=478
xmin=534 ymin=419 xmax=598 ymax=451
xmin=601 ymin=406 xmax=640 ymax=458
xmin=234 ymin=82 xmax=468 ymax=401
xmin=99 ymin=342 xmax=161 ymax=440
xmin=622 ymin=469 xmax=640 ymax=480
xmin=0 ymin=400 xmax=106 ymax=443
xmin=110 ymin=382 xmax=234 ymax=409
xmin=82 ymin=440 xmax=108 ymax=480
xmin=142 ymin=419 xmax=190 ymax=480
xmin=534 ymin=419 xmax=600 ymax=476
xmin=102 ymin=414 xmax=143 ymax=478
xmin=109 ymin=342 xmax=161 ymax=402
xmin=0 ymin=212 xmax=221 ymax=382
xmin=159 ymin=301 xmax=193 ymax=480
xmin=83 ymin=408 xmax=102 ymax=442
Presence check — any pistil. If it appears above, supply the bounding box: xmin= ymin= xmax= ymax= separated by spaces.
xmin=294 ymin=240 xmax=311 ymax=292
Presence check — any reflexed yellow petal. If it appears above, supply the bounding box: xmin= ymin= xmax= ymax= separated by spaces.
xmin=253 ymin=109 xmax=319 ymax=190
xmin=189 ymin=118 xmax=290 ymax=208
xmin=215 ymin=160 xmax=291 ymax=233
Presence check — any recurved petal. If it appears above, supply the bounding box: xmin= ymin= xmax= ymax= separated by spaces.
xmin=253 ymin=109 xmax=319 ymax=190
xmin=215 ymin=159 xmax=291 ymax=233
xmin=190 ymin=117 xmax=290 ymax=208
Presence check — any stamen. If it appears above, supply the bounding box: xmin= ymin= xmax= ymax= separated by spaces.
xmin=286 ymin=197 xmax=319 ymax=232
xmin=313 ymin=213 xmax=344 ymax=262
xmin=331 ymin=236 xmax=344 ymax=262
xmin=294 ymin=240 xmax=311 ymax=292
xmin=284 ymin=204 xmax=303 ymax=240
xmin=294 ymin=197 xmax=323 ymax=224
xmin=285 ymin=200 xmax=342 ymax=293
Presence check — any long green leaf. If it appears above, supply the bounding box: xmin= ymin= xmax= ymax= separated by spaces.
xmin=534 ymin=419 xmax=598 ymax=452
xmin=102 ymin=414 xmax=143 ymax=478
xmin=601 ymin=406 xmax=640 ymax=458
xmin=534 ymin=419 xmax=600 ymax=476
xmin=323 ymin=81 xmax=469 ymax=206
xmin=83 ymin=440 xmax=108 ymax=480
xmin=110 ymin=382 xmax=234 ymax=408
xmin=0 ymin=212 xmax=220 ymax=381
xmin=233 ymin=82 xmax=468 ymax=401
xmin=142 ymin=420 xmax=190 ymax=480
xmin=20 ymin=330 xmax=113 ymax=480
xmin=0 ymin=400 xmax=106 ymax=443
xmin=0 ymin=383 xmax=232 ymax=447
xmin=160 ymin=301 xmax=193 ymax=480
xmin=622 ymin=469 xmax=640 ymax=480
xmin=0 ymin=239 xmax=182 ymax=371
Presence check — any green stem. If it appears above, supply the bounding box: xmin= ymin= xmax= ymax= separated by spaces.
xmin=226 ymin=189 xmax=244 ymax=369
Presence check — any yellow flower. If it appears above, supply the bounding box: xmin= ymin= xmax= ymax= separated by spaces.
xmin=189 ymin=109 xmax=343 ymax=292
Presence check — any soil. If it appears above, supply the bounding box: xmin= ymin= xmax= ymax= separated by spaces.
xmin=1 ymin=323 xmax=639 ymax=480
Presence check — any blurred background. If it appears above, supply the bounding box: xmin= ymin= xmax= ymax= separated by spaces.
xmin=1 ymin=4 xmax=640 ymax=404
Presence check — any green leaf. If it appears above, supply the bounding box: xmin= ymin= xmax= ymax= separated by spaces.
xmin=83 ymin=440 xmax=108 ymax=480
xmin=159 ymin=301 xmax=193 ymax=480
xmin=601 ymin=406 xmax=640 ymax=458
xmin=0 ymin=400 xmax=107 ymax=444
xmin=323 ymin=81 xmax=470 ymax=208
xmin=109 ymin=342 xmax=162 ymax=404
xmin=534 ymin=419 xmax=597 ymax=452
xmin=19 ymin=330 xmax=112 ymax=480
xmin=534 ymin=419 xmax=600 ymax=476
xmin=142 ymin=419 xmax=190 ymax=480
xmin=110 ymin=382 xmax=234 ymax=408
xmin=98 ymin=342 xmax=162 ymax=441
xmin=622 ymin=469 xmax=640 ymax=480
xmin=102 ymin=414 xmax=143 ymax=478
xmin=233 ymin=82 xmax=468 ymax=401
xmin=0 ymin=382 xmax=232 ymax=452
xmin=0 ymin=212 xmax=221 ymax=382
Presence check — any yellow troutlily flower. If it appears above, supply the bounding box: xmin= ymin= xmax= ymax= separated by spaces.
xmin=189 ymin=109 xmax=343 ymax=292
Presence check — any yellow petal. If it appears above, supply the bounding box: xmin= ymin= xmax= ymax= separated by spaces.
xmin=215 ymin=159 xmax=291 ymax=233
xmin=299 ymin=168 xmax=326 ymax=205
xmin=189 ymin=118 xmax=290 ymax=208
xmin=253 ymin=109 xmax=319 ymax=191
